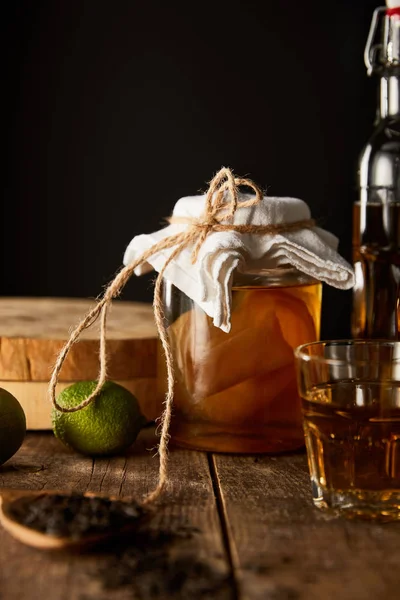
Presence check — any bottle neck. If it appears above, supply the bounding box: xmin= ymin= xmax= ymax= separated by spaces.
xmin=378 ymin=72 xmax=400 ymax=119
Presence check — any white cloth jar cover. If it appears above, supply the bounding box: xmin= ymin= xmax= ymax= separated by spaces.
xmin=123 ymin=193 xmax=355 ymax=333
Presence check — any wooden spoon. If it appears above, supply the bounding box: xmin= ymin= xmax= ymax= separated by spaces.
xmin=0 ymin=489 xmax=149 ymax=550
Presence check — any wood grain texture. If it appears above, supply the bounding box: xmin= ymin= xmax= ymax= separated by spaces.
xmin=0 ymin=297 xmax=158 ymax=380
xmin=0 ymin=429 xmax=233 ymax=600
xmin=212 ymin=452 xmax=400 ymax=600
xmin=1 ymin=378 xmax=160 ymax=430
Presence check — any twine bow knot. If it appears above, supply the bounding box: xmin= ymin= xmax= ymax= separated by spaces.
xmin=48 ymin=167 xmax=315 ymax=505
xmin=167 ymin=169 xmax=264 ymax=264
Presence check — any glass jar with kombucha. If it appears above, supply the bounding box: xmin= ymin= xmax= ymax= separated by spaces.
xmin=160 ymin=266 xmax=322 ymax=453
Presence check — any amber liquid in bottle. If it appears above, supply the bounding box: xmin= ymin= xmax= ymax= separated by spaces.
xmin=164 ymin=280 xmax=322 ymax=453
xmin=352 ymin=202 xmax=400 ymax=338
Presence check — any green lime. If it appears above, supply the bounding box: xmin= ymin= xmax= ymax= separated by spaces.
xmin=0 ymin=388 xmax=26 ymax=466
xmin=52 ymin=381 xmax=146 ymax=457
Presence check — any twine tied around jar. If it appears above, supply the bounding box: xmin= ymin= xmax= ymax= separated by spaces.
xmin=48 ymin=167 xmax=315 ymax=505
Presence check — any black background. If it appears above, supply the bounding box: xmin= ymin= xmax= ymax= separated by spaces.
xmin=3 ymin=0 xmax=382 ymax=338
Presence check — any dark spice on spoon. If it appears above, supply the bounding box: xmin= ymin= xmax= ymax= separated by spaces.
xmin=7 ymin=493 xmax=146 ymax=539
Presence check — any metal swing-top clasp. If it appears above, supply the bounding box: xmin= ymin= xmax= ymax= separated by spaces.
xmin=365 ymin=6 xmax=400 ymax=76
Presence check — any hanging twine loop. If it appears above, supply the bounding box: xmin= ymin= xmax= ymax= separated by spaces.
xmin=48 ymin=167 xmax=315 ymax=505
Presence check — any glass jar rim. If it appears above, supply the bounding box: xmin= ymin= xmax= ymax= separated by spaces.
xmin=234 ymin=265 xmax=320 ymax=287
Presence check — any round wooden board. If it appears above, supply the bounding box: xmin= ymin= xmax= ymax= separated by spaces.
xmin=0 ymin=297 xmax=158 ymax=381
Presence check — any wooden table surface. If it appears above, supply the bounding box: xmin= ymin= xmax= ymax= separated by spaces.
xmin=1 ymin=428 xmax=400 ymax=600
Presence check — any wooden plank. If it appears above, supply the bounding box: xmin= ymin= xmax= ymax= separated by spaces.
xmin=212 ymin=452 xmax=400 ymax=600
xmin=0 ymin=429 xmax=234 ymax=600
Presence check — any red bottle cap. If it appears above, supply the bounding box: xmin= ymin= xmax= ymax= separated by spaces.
xmin=387 ymin=7 xmax=400 ymax=16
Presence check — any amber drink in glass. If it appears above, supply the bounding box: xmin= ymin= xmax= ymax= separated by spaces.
xmin=295 ymin=340 xmax=400 ymax=520
xmin=160 ymin=267 xmax=322 ymax=453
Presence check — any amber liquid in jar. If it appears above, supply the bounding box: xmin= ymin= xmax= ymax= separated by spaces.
xmin=162 ymin=270 xmax=322 ymax=453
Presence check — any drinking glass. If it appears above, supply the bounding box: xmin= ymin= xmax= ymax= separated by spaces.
xmin=295 ymin=340 xmax=400 ymax=520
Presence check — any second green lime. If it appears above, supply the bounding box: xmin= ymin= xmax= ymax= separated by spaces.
xmin=52 ymin=381 xmax=146 ymax=457
xmin=0 ymin=388 xmax=26 ymax=466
